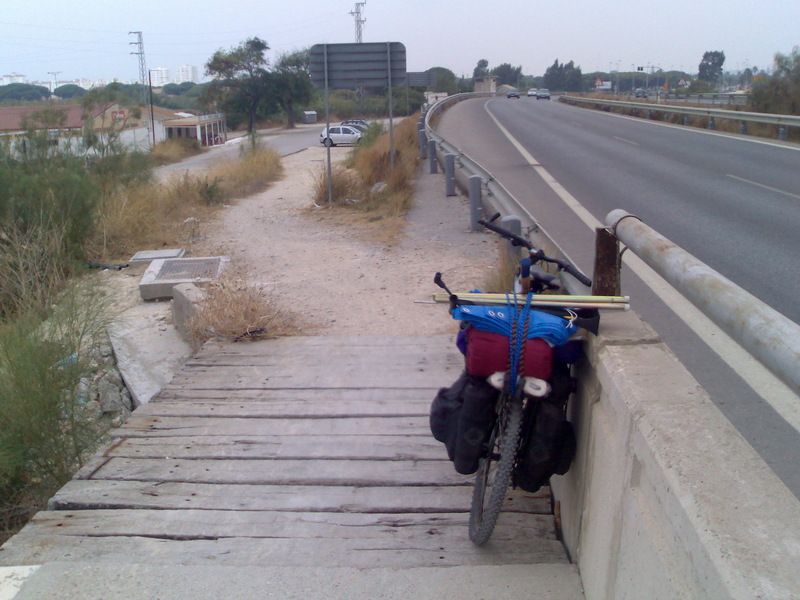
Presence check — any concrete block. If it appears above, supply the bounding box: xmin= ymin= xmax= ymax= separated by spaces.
xmin=172 ymin=283 xmax=207 ymax=351
xmin=139 ymin=256 xmax=228 ymax=300
xmin=129 ymin=248 xmax=186 ymax=265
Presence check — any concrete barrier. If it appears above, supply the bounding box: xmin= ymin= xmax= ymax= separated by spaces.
xmin=426 ymin=97 xmax=800 ymax=597
xmin=551 ymin=310 xmax=800 ymax=599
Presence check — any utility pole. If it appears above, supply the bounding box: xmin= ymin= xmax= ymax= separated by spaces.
xmin=48 ymin=71 xmax=62 ymax=93
xmin=349 ymin=2 xmax=366 ymax=43
xmin=129 ymin=31 xmax=148 ymax=105
xmin=349 ymin=2 xmax=366 ymax=107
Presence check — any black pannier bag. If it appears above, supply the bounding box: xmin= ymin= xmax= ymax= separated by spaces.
xmin=429 ymin=371 xmax=470 ymax=461
xmin=430 ymin=371 xmax=497 ymax=474
xmin=515 ymin=399 xmax=576 ymax=493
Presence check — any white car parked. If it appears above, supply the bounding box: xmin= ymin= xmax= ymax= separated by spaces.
xmin=320 ymin=125 xmax=362 ymax=147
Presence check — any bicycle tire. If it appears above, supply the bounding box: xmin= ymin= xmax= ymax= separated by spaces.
xmin=468 ymin=394 xmax=524 ymax=545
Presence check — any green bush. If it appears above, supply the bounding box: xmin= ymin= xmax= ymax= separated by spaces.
xmin=0 ymin=281 xmax=116 ymax=537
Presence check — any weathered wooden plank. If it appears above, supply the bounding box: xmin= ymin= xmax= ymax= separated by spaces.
xmin=153 ymin=387 xmax=439 ymax=403
xmin=167 ymin=336 xmax=465 ymax=390
xmin=0 ymin=533 xmax=569 ymax=569
xmin=116 ymin=415 xmax=431 ymax=437
xmin=194 ymin=336 xmax=459 ymax=359
xmin=49 ymin=481 xmax=552 ymax=514
xmin=101 ymin=435 xmax=446 ymax=461
xmin=135 ymin=399 xmax=434 ymax=419
xmin=23 ymin=510 xmax=557 ymax=541
xmin=90 ymin=457 xmax=473 ymax=487
xmin=167 ymin=368 xmax=458 ymax=391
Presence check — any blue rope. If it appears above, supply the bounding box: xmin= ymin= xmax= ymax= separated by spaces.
xmin=505 ymin=290 xmax=534 ymax=395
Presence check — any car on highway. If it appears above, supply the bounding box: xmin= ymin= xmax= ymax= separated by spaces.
xmin=634 ymin=88 xmax=648 ymax=98
xmin=506 ymin=89 xmax=520 ymax=98
xmin=320 ymin=125 xmax=362 ymax=147
xmin=527 ymin=88 xmax=538 ymax=97
xmin=535 ymin=88 xmax=551 ymax=100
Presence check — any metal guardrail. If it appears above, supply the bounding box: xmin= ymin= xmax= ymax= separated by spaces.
xmin=560 ymin=94 xmax=800 ymax=138
xmin=423 ymin=92 xmax=800 ymax=396
xmin=606 ymin=210 xmax=800 ymax=396
xmin=421 ymin=93 xmax=589 ymax=295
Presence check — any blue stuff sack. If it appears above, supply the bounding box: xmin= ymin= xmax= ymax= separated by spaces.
xmin=452 ymin=304 xmax=573 ymax=347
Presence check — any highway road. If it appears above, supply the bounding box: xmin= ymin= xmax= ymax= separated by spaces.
xmin=436 ymin=97 xmax=800 ymax=495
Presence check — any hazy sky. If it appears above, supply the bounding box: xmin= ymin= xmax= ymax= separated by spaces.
xmin=2 ymin=0 xmax=797 ymax=84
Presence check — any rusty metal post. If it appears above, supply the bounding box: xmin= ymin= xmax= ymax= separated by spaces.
xmin=592 ymin=227 xmax=621 ymax=296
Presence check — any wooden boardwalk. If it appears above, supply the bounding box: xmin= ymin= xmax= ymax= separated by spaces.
xmin=0 ymin=335 xmax=572 ymax=570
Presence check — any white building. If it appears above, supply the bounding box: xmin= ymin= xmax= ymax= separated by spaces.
xmin=2 ymin=73 xmax=27 ymax=85
xmin=150 ymin=67 xmax=170 ymax=87
xmin=175 ymin=65 xmax=199 ymax=84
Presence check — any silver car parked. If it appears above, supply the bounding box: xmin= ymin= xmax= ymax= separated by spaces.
xmin=320 ymin=125 xmax=362 ymax=147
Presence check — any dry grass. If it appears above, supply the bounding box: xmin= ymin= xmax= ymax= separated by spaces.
xmin=86 ymin=147 xmax=283 ymax=262
xmin=151 ymin=139 xmax=205 ymax=166
xmin=308 ymin=116 xmax=421 ymax=246
xmin=185 ymin=269 xmax=302 ymax=346
xmin=311 ymin=165 xmax=367 ymax=206
xmin=482 ymin=249 xmax=519 ymax=293
xmin=214 ymin=147 xmax=283 ymax=200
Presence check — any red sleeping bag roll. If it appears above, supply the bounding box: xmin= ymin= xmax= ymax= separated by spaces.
xmin=465 ymin=327 xmax=553 ymax=379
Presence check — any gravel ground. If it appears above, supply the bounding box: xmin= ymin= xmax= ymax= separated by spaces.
xmin=194 ymin=144 xmax=497 ymax=336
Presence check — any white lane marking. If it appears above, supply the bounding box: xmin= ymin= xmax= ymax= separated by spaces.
xmin=727 ymin=174 xmax=800 ymax=200
xmin=483 ymin=100 xmax=800 ymax=431
xmin=614 ymin=136 xmax=640 ymax=146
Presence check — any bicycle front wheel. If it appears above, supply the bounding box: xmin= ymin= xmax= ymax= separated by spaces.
xmin=468 ymin=394 xmax=524 ymax=545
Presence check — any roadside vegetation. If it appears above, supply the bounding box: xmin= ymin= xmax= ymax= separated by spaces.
xmin=311 ymin=116 xmax=421 ymax=244
xmin=0 ymin=113 xmax=284 ymax=544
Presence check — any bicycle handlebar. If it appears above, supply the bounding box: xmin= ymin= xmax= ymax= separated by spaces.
xmin=477 ymin=216 xmax=592 ymax=288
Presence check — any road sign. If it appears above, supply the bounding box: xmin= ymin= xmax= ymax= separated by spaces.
xmin=309 ymin=42 xmax=407 ymax=89
xmin=407 ymin=71 xmax=436 ymax=87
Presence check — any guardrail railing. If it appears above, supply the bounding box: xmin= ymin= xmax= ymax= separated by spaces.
xmin=560 ymin=94 xmax=800 ymax=139
xmin=421 ymin=93 xmax=589 ymax=295
xmin=605 ymin=209 xmax=800 ymax=396
xmin=422 ymin=92 xmax=800 ymax=397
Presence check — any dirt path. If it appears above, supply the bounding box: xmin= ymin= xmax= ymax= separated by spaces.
xmin=196 ymin=145 xmax=496 ymax=336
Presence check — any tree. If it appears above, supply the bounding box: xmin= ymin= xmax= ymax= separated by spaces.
xmin=562 ymin=60 xmax=583 ymax=92
xmin=427 ymin=67 xmax=458 ymax=94
xmin=205 ymin=37 xmax=270 ymax=133
xmin=473 ymin=59 xmax=489 ymax=79
xmin=273 ymin=49 xmax=313 ymax=128
xmin=53 ymin=84 xmax=86 ymax=99
xmin=543 ymin=59 xmax=565 ymax=90
xmin=0 ymin=83 xmax=50 ymax=102
xmin=698 ymin=51 xmax=725 ymax=83
xmin=750 ymin=47 xmax=800 ymax=115
xmin=490 ymin=63 xmax=523 ymax=87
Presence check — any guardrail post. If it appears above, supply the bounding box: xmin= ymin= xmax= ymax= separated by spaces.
xmin=428 ymin=140 xmax=438 ymax=174
xmin=708 ymin=117 xmax=716 ymax=130
xmin=739 ymin=121 xmax=747 ymax=135
xmin=444 ymin=154 xmax=456 ymax=196
xmin=500 ymin=215 xmax=522 ymax=263
xmin=684 ymin=115 xmax=691 ymax=126
xmin=778 ymin=125 xmax=788 ymax=141
xmin=468 ymin=175 xmax=482 ymax=232
xmin=418 ymin=129 xmax=427 ymax=159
